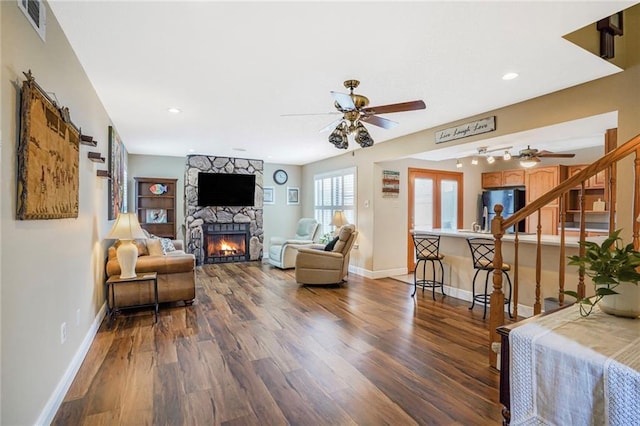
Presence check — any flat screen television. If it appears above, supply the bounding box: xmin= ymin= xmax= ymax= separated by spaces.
xmin=197 ymin=172 xmax=256 ymax=206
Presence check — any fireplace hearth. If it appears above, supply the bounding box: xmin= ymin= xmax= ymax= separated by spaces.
xmin=203 ymin=223 xmax=250 ymax=263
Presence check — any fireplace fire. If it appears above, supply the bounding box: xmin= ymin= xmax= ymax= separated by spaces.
xmin=203 ymin=223 xmax=250 ymax=263
xmin=207 ymin=236 xmax=245 ymax=257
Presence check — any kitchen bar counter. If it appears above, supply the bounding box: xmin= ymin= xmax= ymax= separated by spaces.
xmin=410 ymin=228 xmax=600 ymax=315
xmin=413 ymin=228 xmax=606 ymax=247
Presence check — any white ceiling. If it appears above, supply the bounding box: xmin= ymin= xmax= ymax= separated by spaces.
xmin=48 ymin=1 xmax=636 ymax=165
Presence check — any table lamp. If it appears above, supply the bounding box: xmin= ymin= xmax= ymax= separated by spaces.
xmin=331 ymin=210 xmax=348 ymax=236
xmin=107 ymin=212 xmax=146 ymax=279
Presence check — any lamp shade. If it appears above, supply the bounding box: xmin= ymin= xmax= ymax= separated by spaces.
xmin=106 ymin=213 xmax=146 ymax=278
xmin=107 ymin=212 xmax=146 ymax=240
xmin=330 ymin=210 xmax=348 ymax=227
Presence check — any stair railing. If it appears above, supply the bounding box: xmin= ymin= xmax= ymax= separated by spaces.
xmin=487 ymin=132 xmax=640 ymax=369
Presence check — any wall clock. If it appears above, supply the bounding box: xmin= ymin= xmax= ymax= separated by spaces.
xmin=273 ymin=169 xmax=288 ymax=185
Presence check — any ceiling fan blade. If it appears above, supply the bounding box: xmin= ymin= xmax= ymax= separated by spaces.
xmin=361 ymin=115 xmax=398 ymax=129
xmin=361 ymin=100 xmax=426 ymax=115
xmin=538 ymin=152 xmax=576 ymax=158
xmin=330 ymin=91 xmax=355 ymax=110
xmin=319 ymin=118 xmax=343 ymax=133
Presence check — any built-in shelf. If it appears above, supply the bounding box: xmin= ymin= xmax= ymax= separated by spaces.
xmin=135 ymin=177 xmax=178 ymax=239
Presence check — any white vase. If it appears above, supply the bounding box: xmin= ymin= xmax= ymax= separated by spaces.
xmin=599 ymin=282 xmax=640 ymax=318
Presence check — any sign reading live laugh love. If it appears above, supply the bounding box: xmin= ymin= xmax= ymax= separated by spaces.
xmin=435 ymin=116 xmax=496 ymax=144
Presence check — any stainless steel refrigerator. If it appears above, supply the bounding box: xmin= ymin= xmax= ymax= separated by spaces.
xmin=481 ymin=189 xmax=526 ymax=233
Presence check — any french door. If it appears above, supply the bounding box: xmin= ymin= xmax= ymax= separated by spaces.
xmin=407 ymin=168 xmax=463 ymax=271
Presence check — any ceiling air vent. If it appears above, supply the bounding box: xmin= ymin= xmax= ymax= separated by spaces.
xmin=17 ymin=0 xmax=46 ymax=42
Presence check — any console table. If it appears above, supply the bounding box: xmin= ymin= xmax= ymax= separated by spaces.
xmin=105 ymin=272 xmax=158 ymax=326
xmin=498 ymin=304 xmax=640 ymax=425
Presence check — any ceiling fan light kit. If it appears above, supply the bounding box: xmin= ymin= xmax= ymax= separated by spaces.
xmin=322 ymin=79 xmax=425 ymax=150
xmin=520 ymin=157 xmax=540 ymax=168
xmin=456 ymin=144 xmax=575 ymax=168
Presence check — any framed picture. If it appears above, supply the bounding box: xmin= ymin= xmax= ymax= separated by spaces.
xmin=16 ymin=75 xmax=80 ymax=219
xmin=146 ymin=209 xmax=167 ymax=223
xmin=287 ymin=187 xmax=299 ymax=205
xmin=108 ymin=125 xmax=127 ymax=220
xmin=263 ymin=186 xmax=275 ymax=205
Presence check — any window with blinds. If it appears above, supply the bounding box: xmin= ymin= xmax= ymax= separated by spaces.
xmin=314 ymin=167 xmax=356 ymax=237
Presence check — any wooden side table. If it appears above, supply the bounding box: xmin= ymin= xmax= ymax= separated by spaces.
xmin=105 ymin=272 xmax=158 ymax=327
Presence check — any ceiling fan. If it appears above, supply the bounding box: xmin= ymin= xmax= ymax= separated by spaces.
xmin=320 ymin=79 xmax=426 ymax=149
xmin=515 ymin=145 xmax=576 ymax=167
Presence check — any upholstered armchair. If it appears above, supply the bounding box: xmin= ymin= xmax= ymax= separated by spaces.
xmin=295 ymin=224 xmax=358 ymax=285
xmin=268 ymin=218 xmax=320 ymax=269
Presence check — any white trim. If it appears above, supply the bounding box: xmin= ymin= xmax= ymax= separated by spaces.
xmin=36 ymin=303 xmax=106 ymax=425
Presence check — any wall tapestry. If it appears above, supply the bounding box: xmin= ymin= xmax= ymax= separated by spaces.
xmin=108 ymin=125 xmax=127 ymax=220
xmin=17 ymin=72 xmax=80 ymax=220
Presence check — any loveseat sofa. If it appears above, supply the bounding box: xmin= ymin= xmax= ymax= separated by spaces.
xmin=105 ymin=239 xmax=196 ymax=307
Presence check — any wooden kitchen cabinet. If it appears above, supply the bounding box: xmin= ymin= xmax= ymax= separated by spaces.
xmin=481 ymin=172 xmax=503 ymax=189
xmin=528 ymin=206 xmax=558 ymax=236
xmin=525 ymin=165 xmax=567 ymax=234
xmin=567 ymin=165 xmax=607 ymax=189
xmin=481 ymin=170 xmax=525 ymax=189
xmin=502 ymin=169 xmax=525 ymax=186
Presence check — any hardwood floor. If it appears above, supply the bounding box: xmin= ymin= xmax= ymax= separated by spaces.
xmin=53 ymin=262 xmax=503 ymax=425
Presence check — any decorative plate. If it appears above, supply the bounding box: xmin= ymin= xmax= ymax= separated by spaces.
xmin=149 ymin=183 xmax=168 ymax=195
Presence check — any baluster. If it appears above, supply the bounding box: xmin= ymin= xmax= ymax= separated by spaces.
xmin=606 ymin=128 xmax=617 ymax=234
xmin=559 ymin=196 xmax=566 ymax=306
xmin=489 ymin=205 xmax=505 ymax=369
xmin=634 ymin=151 xmax=640 ymax=250
xmin=513 ymin=230 xmax=519 ymax=319
xmin=578 ymin=181 xmax=586 ymax=299
xmin=534 ymin=209 xmax=542 ymax=315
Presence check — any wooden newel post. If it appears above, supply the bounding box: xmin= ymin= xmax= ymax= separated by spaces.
xmin=490 ymin=204 xmax=505 ymax=369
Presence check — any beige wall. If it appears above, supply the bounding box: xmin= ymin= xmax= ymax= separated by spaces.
xmin=262 ymin=163 xmax=304 ymax=254
xmin=126 ymin=157 xmax=305 ymax=257
xmin=128 ymin=154 xmax=186 ymax=240
xmin=1 ymin=3 xmax=113 ymax=424
xmin=302 ymin=5 xmax=640 ymax=277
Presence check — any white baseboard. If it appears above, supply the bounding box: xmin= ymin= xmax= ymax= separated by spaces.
xmin=348 ymin=265 xmax=407 ymax=279
xmin=36 ymin=303 xmax=106 ymax=425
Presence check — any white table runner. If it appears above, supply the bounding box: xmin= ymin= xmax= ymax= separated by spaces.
xmin=510 ymin=304 xmax=640 ymax=425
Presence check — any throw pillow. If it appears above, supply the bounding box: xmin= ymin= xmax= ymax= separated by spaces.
xmin=324 ymin=236 xmax=339 ymax=251
xmin=159 ymin=238 xmax=176 ymax=254
xmin=147 ymin=238 xmax=164 ymax=256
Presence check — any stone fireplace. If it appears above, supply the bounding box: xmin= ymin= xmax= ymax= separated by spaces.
xmin=185 ymin=156 xmax=263 ymax=265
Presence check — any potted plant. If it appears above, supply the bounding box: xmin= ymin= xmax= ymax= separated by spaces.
xmin=564 ymin=229 xmax=640 ymax=318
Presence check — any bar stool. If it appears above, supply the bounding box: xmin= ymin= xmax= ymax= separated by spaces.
xmin=466 ymin=237 xmax=512 ymax=319
xmin=411 ymin=234 xmax=445 ymax=300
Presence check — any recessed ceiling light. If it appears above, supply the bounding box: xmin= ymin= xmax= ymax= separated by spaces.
xmin=232 ymin=147 xmax=246 ymax=152
xmin=167 ymin=107 xmax=181 ymax=114
xmin=502 ymin=72 xmax=519 ymax=81
xmin=188 ymin=148 xmax=195 ymax=153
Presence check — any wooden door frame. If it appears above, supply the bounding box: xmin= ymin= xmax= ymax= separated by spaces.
xmin=407 ymin=168 xmax=464 ymax=272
